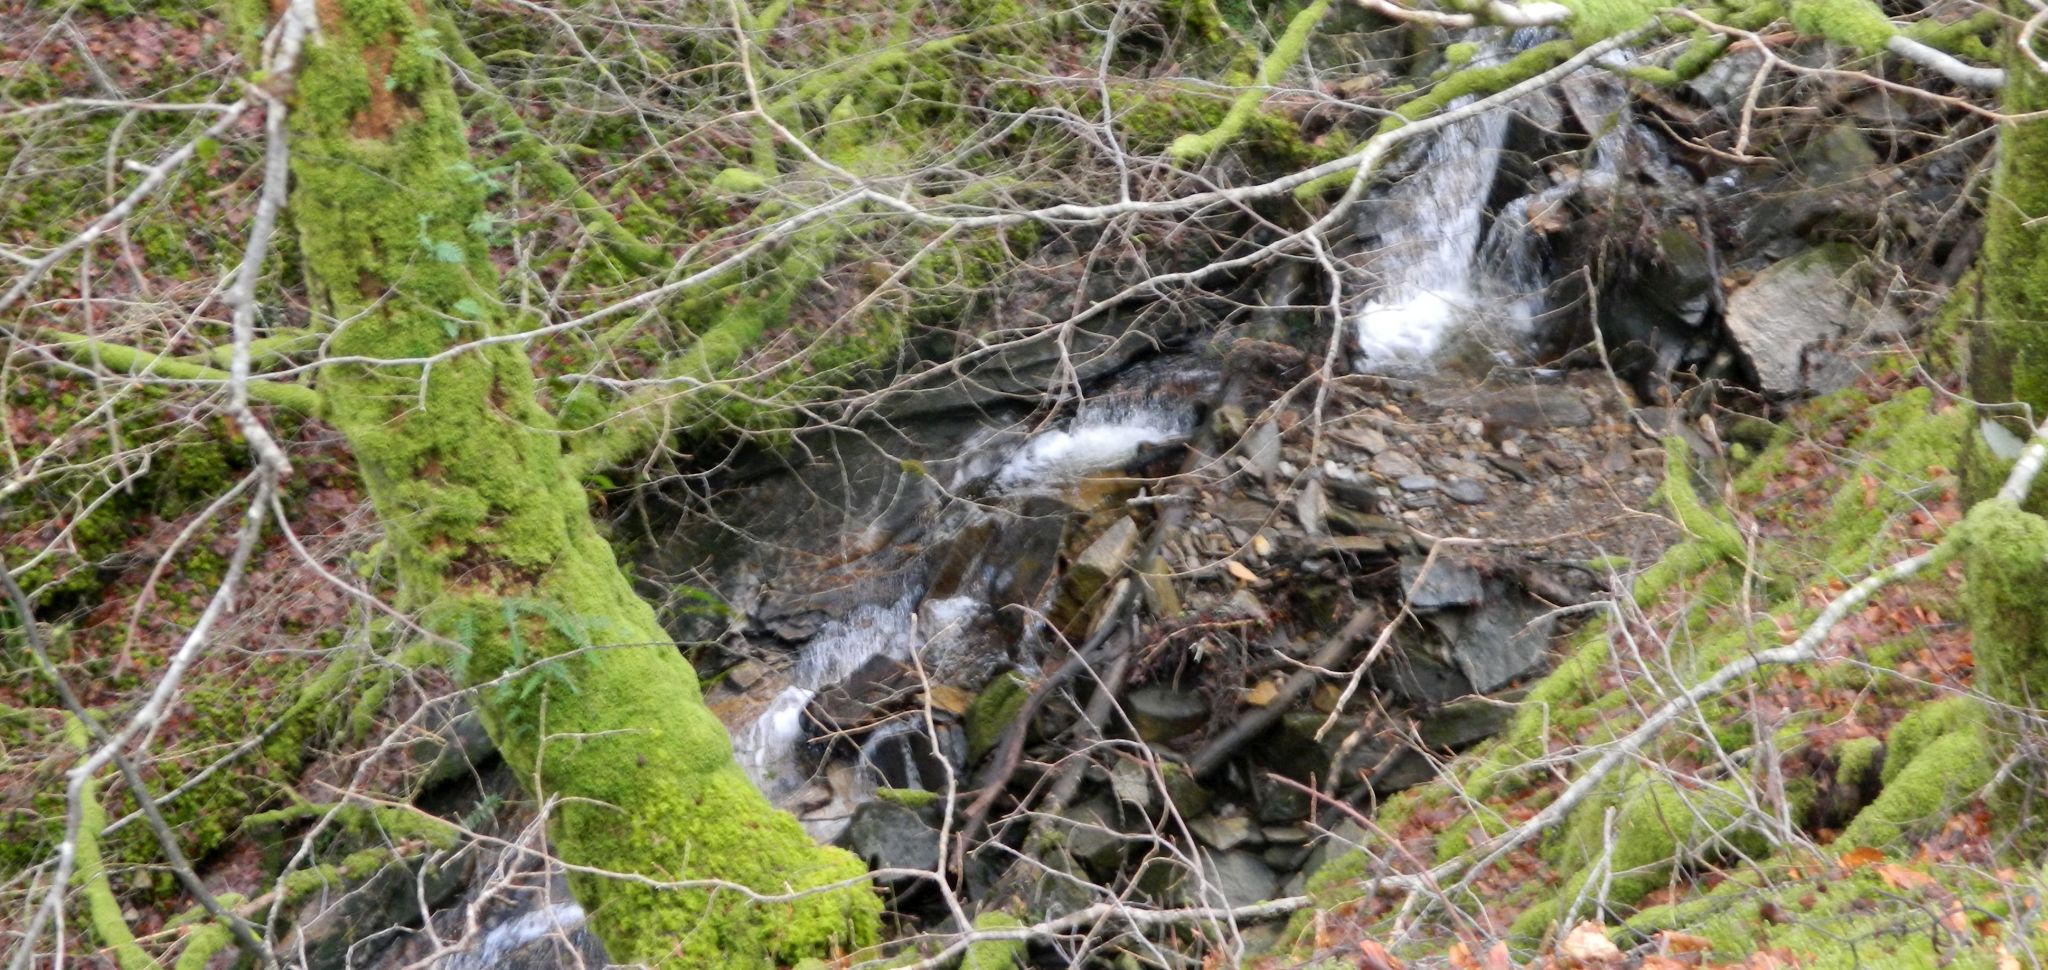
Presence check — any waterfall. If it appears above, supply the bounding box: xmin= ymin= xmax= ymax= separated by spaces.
xmin=1354 ymin=31 xmax=1558 ymax=372
xmin=1354 ymin=104 xmax=1516 ymax=370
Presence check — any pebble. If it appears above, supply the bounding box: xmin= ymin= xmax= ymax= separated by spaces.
xmin=1445 ymin=478 xmax=1487 ymax=505
xmin=1397 ymin=474 xmax=1440 ymax=492
xmin=1372 ymin=451 xmax=1423 ymax=479
xmin=1500 ymin=439 xmax=1523 ymax=459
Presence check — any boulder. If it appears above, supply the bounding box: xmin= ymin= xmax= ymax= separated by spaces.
xmin=1723 ymin=244 xmax=1908 ymax=397
xmin=1193 ymin=850 xmax=1279 ymax=909
xmin=844 ymin=800 xmax=941 ymax=879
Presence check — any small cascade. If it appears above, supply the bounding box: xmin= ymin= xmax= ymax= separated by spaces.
xmin=725 ymin=368 xmax=1214 ymax=827
xmin=1354 ymin=30 xmax=1567 ymax=372
xmin=1355 ymin=103 xmax=1517 ymax=369
xmin=435 ymin=902 xmax=586 ymax=970
xmin=992 ymin=396 xmax=1197 ymax=494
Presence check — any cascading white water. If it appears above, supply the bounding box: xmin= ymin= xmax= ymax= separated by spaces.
xmin=435 ymin=902 xmax=586 ymax=970
xmin=729 ymin=393 xmax=1201 ymax=818
xmin=993 ymin=397 xmax=1197 ymax=494
xmin=1355 ymin=32 xmax=1570 ymax=372
xmin=1355 ymin=103 xmax=1517 ymax=369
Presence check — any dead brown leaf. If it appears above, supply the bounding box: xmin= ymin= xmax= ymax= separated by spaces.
xmin=1558 ymin=921 xmax=1623 ymax=966
xmin=1357 ymin=940 xmax=1404 ymax=970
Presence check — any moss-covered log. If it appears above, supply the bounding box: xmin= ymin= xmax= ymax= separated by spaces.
xmin=281 ymin=1 xmax=879 ymax=964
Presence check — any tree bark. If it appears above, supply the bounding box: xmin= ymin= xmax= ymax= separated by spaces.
xmin=282 ymin=2 xmax=880 ymax=964
xmin=1966 ymin=21 xmax=2048 ymax=714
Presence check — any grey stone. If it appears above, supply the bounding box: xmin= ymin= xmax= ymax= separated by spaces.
xmin=1067 ymin=516 xmax=1140 ymax=604
xmin=1193 ymin=851 xmax=1279 ymax=909
xmin=1401 ymin=559 xmax=1486 ymax=610
xmin=844 ymin=800 xmax=941 ymax=878
xmin=1397 ymin=474 xmax=1440 ymax=492
xmin=1370 ymin=450 xmax=1424 ymax=480
xmin=1424 ymin=385 xmax=1594 ymax=431
xmin=1188 ymin=813 xmax=1258 ymax=851
xmin=1128 ymin=684 xmax=1209 ymax=742
xmin=1723 ymin=244 xmax=1909 ymax=397
xmin=1444 ymin=478 xmax=1487 ymax=505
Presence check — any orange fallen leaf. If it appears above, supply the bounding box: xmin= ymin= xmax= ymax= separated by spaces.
xmin=1657 ymin=930 xmax=1714 ymax=954
xmin=1878 ymin=864 xmax=1937 ymax=891
xmin=1839 ymin=846 xmax=1886 ymax=870
xmin=1357 ymin=939 xmax=1404 ymax=970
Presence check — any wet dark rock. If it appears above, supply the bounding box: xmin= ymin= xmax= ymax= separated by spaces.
xmin=409 ymin=706 xmax=497 ymax=791
xmin=859 ymin=722 xmax=966 ymax=792
xmin=810 ymin=655 xmax=918 ymax=735
xmin=1249 ymin=770 xmax=1311 ymax=824
xmin=844 ymin=800 xmax=941 ymax=879
xmin=1051 ymin=796 xmax=1132 ymax=878
xmin=1419 ymin=696 xmax=1518 ymax=749
xmin=1128 ymin=684 xmax=1210 ymax=742
xmin=294 ymin=850 xmax=466 ymax=970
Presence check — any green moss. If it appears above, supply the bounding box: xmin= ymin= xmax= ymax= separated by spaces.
xmin=289 ymin=3 xmax=881 ymax=962
xmin=1555 ymin=0 xmax=1661 ymax=39
xmin=242 ymin=801 xmax=461 ymax=848
xmin=1840 ymin=727 xmax=1992 ymax=847
xmin=1658 ymin=437 xmax=1746 ymax=564
xmin=1443 ymin=42 xmax=1478 ymax=67
xmin=1789 ymin=0 xmax=1896 ymax=53
xmin=1962 ymin=501 xmax=2048 ymax=713
xmin=961 ymin=911 xmax=1028 ymax=969
xmin=1628 ymin=865 xmax=2017 ymax=968
xmin=1833 ymin=736 xmax=1883 ymax=788
xmin=1169 ymin=0 xmax=1330 ymax=160
xmin=874 ymin=787 xmax=941 ymax=809
xmin=1521 ymin=773 xmax=1782 ymax=940
xmin=711 ymin=166 xmax=769 ymax=194
xmin=66 ymin=718 xmax=163 ymax=970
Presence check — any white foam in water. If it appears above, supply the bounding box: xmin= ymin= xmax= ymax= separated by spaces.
xmin=734 ymin=597 xmax=922 ymax=798
xmin=792 ymin=600 xmax=917 ymax=688
xmin=735 ymin=685 xmax=817 ymax=799
xmin=993 ymin=402 xmax=1192 ymax=493
xmin=438 ymin=902 xmax=585 ymax=970
xmin=1355 ymin=100 xmax=1515 ymax=372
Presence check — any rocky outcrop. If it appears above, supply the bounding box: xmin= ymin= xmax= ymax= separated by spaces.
xmin=1723 ymin=244 xmax=1910 ymax=397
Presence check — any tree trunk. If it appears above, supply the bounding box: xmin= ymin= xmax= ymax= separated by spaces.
xmin=283 ymin=2 xmax=880 ymax=964
xmin=1965 ymin=27 xmax=2048 ymax=714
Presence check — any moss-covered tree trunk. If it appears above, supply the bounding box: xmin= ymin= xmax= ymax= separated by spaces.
xmin=1965 ymin=23 xmax=2048 ymax=714
xmin=282 ymin=2 xmax=880 ymax=964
